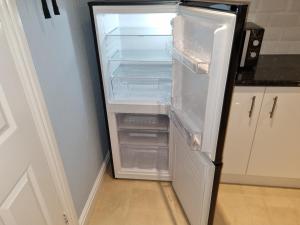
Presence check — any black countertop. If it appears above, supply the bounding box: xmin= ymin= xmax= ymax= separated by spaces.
xmin=235 ymin=55 xmax=300 ymax=87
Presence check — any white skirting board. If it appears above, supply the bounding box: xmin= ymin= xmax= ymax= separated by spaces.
xmin=221 ymin=174 xmax=300 ymax=188
xmin=79 ymin=153 xmax=110 ymax=225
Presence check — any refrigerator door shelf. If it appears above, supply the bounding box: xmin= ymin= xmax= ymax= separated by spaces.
xmin=170 ymin=110 xmax=203 ymax=151
xmin=172 ymin=47 xmax=210 ymax=74
xmin=172 ymin=11 xmax=218 ymax=75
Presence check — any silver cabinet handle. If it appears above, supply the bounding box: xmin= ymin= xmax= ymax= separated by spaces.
xmin=249 ymin=96 xmax=256 ymax=118
xmin=269 ymin=96 xmax=278 ymax=119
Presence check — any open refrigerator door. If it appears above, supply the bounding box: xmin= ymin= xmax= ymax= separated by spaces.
xmin=171 ymin=5 xmax=236 ymax=161
xmin=170 ymin=5 xmax=236 ymax=225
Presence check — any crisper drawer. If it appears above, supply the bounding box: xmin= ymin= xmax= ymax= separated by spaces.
xmin=117 ymin=113 xmax=169 ymax=131
xmin=118 ymin=130 xmax=168 ymax=147
xmin=120 ymin=146 xmax=169 ymax=170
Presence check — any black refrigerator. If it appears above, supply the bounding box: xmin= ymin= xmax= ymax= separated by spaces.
xmin=89 ymin=1 xmax=248 ymax=225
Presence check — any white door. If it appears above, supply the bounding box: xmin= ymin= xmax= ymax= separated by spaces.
xmin=0 ymin=18 xmax=65 ymax=225
xmin=222 ymin=87 xmax=265 ymax=175
xmin=247 ymin=87 xmax=300 ymax=179
xmin=171 ymin=5 xmax=236 ymax=225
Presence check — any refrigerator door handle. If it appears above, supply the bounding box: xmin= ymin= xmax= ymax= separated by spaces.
xmin=51 ymin=0 xmax=60 ymax=15
xmin=41 ymin=0 xmax=51 ymax=19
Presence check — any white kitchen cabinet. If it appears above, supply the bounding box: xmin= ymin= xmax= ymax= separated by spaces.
xmin=247 ymin=87 xmax=300 ymax=179
xmin=222 ymin=87 xmax=265 ymax=175
xmin=223 ymin=86 xmax=300 ymax=185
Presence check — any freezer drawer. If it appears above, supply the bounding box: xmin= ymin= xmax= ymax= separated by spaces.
xmin=118 ymin=130 xmax=168 ymax=147
xmin=117 ymin=113 xmax=169 ymax=131
xmin=120 ymin=146 xmax=169 ymax=170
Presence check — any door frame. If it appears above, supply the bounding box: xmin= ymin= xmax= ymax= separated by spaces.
xmin=0 ymin=0 xmax=79 ymax=224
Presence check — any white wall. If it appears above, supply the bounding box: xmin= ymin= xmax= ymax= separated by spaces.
xmin=16 ymin=0 xmax=109 ymax=215
xmin=246 ymin=0 xmax=300 ymax=54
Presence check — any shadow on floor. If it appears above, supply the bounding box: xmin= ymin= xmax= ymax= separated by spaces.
xmin=213 ymin=203 xmax=231 ymax=225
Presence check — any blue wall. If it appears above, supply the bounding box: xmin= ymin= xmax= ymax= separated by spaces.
xmin=16 ymin=0 xmax=108 ymax=215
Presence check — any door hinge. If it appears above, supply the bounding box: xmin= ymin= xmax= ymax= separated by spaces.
xmin=63 ymin=213 xmax=69 ymax=225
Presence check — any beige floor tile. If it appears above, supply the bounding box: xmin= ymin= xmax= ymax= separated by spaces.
xmin=88 ymin=169 xmax=300 ymax=225
xmin=125 ymin=210 xmax=156 ymax=225
xmin=215 ymin=184 xmax=300 ymax=225
xmin=88 ymin=169 xmax=189 ymax=225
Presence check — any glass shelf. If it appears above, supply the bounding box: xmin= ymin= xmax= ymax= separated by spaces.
xmin=173 ymin=48 xmax=210 ymax=74
xmin=112 ymin=64 xmax=172 ymax=79
xmin=110 ymin=88 xmax=171 ymax=103
xmin=110 ymin=64 xmax=172 ymax=103
xmin=106 ymin=27 xmax=172 ymax=36
xmin=110 ymin=50 xmax=172 ymax=63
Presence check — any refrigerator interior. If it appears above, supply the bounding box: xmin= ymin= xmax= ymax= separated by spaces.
xmin=95 ymin=12 xmax=176 ymax=176
xmin=94 ymin=7 xmax=232 ymax=178
xmin=96 ymin=13 xmax=176 ymax=104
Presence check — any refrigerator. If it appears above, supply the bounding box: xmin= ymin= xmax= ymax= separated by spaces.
xmin=88 ymin=1 xmax=248 ymax=225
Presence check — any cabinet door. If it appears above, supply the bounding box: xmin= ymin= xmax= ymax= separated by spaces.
xmin=247 ymin=87 xmax=300 ymax=179
xmin=222 ymin=87 xmax=265 ymax=175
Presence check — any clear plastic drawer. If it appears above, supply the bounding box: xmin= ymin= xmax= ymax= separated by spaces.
xmin=120 ymin=146 xmax=169 ymax=170
xmin=118 ymin=130 xmax=168 ymax=147
xmin=117 ymin=113 xmax=169 ymax=131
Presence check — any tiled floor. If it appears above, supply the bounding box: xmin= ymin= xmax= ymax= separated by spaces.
xmin=88 ymin=169 xmax=300 ymax=225
xmin=87 ymin=169 xmax=189 ymax=225
xmin=215 ymin=184 xmax=300 ymax=225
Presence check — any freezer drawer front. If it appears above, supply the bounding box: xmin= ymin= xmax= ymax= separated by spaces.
xmin=172 ymin=122 xmax=215 ymax=225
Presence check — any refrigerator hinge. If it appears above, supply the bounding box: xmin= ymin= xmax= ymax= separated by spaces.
xmin=63 ymin=213 xmax=70 ymax=225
